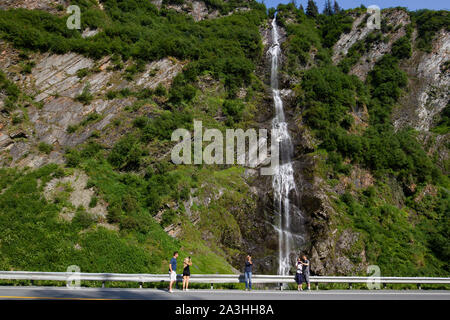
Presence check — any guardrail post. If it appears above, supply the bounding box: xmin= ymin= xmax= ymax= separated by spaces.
xmin=139 ymin=282 xmax=143 ymax=289
xmin=279 ymin=283 xmax=283 ymax=291
xmin=315 ymin=283 xmax=319 ymax=290
xmin=30 ymin=280 xmax=34 ymax=286
xmin=383 ymin=283 xmax=387 ymax=290
xmin=417 ymin=284 xmax=421 ymax=290
xmin=210 ymin=283 xmax=213 ymax=290
xmin=349 ymin=283 xmax=352 ymax=290
xmin=102 ymin=281 xmax=105 ymax=288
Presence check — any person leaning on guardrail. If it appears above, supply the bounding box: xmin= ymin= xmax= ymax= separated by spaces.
xmin=244 ymin=254 xmax=253 ymax=291
xmin=168 ymin=251 xmax=178 ymax=293
xmin=182 ymin=256 xmax=192 ymax=291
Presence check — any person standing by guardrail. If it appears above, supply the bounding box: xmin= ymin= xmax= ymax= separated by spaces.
xmin=244 ymin=254 xmax=253 ymax=291
xmin=295 ymin=257 xmax=304 ymax=291
xmin=301 ymin=255 xmax=311 ymax=291
xmin=168 ymin=251 xmax=178 ymax=293
xmin=182 ymin=256 xmax=192 ymax=291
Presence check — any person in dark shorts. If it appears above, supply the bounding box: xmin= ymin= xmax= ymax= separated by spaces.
xmin=182 ymin=256 xmax=192 ymax=291
xmin=244 ymin=254 xmax=253 ymax=291
xmin=301 ymin=255 xmax=311 ymax=290
xmin=295 ymin=257 xmax=303 ymax=291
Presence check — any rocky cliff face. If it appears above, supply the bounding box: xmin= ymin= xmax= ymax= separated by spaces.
xmin=333 ymin=9 xmax=411 ymax=80
xmin=0 ymin=39 xmax=185 ymax=168
xmin=0 ymin=0 xmax=65 ymax=12
xmin=394 ymin=30 xmax=449 ymax=131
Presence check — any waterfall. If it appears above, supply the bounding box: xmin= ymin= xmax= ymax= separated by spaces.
xmin=269 ymin=17 xmax=303 ymax=275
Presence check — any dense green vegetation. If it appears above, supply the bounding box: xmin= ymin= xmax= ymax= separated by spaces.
xmin=0 ymin=160 xmax=241 ymax=274
xmin=0 ymin=0 xmax=265 ymax=99
xmin=0 ymin=164 xmax=168 ymax=273
xmin=335 ymin=184 xmax=449 ymax=275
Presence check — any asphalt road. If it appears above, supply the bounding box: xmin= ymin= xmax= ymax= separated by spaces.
xmin=0 ymin=286 xmax=448 ymax=300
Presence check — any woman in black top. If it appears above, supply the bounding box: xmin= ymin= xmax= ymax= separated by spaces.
xmin=182 ymin=257 xmax=192 ymax=291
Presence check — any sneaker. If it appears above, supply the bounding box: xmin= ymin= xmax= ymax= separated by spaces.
xmin=169 ymin=289 xmax=173 ymax=293
xmin=186 ymin=289 xmax=189 ymax=292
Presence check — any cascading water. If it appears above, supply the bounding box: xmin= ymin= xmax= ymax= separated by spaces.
xmin=268 ymin=17 xmax=304 ymax=275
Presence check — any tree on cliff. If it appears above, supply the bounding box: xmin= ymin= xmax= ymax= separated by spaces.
xmin=334 ymin=0 xmax=341 ymax=14
xmin=323 ymin=0 xmax=333 ymax=15
xmin=306 ymin=0 xmax=319 ymax=17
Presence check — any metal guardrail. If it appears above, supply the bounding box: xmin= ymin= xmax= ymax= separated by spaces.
xmin=0 ymin=271 xmax=449 ymax=289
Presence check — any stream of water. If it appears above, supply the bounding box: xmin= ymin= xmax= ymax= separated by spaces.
xmin=269 ymin=17 xmax=302 ymax=275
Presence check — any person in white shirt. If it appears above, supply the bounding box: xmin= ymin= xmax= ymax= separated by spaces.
xmin=295 ymin=257 xmax=303 ymax=291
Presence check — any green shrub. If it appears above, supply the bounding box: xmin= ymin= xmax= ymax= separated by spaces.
xmin=107 ymin=134 xmax=143 ymax=170
xmin=38 ymin=142 xmax=53 ymax=154
xmin=391 ymin=36 xmax=412 ymax=59
xmin=76 ymin=68 xmax=90 ymax=79
xmin=21 ymin=61 xmax=35 ymax=74
xmin=72 ymin=207 xmax=96 ymax=229
xmin=80 ymin=111 xmax=101 ymax=126
xmin=12 ymin=113 xmax=23 ymax=124
xmin=89 ymin=196 xmax=98 ymax=208
xmin=154 ymin=84 xmax=167 ymax=97
xmin=67 ymin=124 xmax=79 ymax=133
xmin=75 ymin=84 xmax=93 ymax=105
xmin=222 ymin=99 xmax=244 ymax=125
xmin=141 ymin=111 xmax=193 ymax=141
xmin=161 ymin=209 xmax=176 ymax=228
xmin=0 ymin=71 xmax=20 ymax=112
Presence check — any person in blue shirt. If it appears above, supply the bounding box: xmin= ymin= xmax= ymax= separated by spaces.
xmin=244 ymin=254 xmax=253 ymax=291
xmin=168 ymin=251 xmax=178 ymax=293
